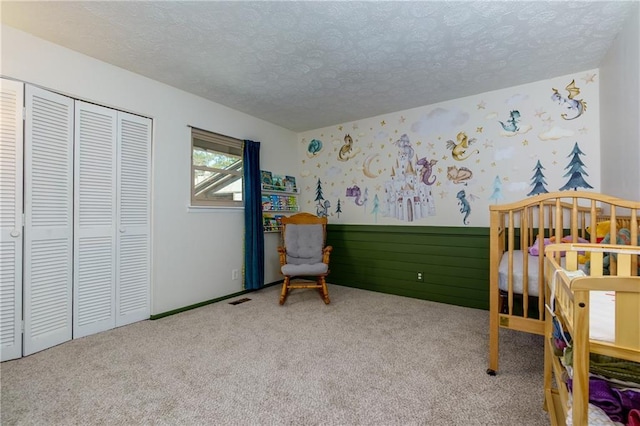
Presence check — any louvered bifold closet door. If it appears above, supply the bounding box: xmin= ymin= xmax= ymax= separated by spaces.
xmin=116 ymin=112 xmax=151 ymax=326
xmin=73 ymin=101 xmax=117 ymax=338
xmin=0 ymin=79 xmax=24 ymax=361
xmin=23 ymin=85 xmax=74 ymax=356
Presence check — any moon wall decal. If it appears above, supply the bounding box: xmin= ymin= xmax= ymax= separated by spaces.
xmin=362 ymin=154 xmax=379 ymax=178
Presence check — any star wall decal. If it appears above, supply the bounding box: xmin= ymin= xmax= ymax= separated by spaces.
xmin=578 ymin=126 xmax=588 ymax=134
xmin=428 ymin=142 xmax=435 ymax=149
xmin=439 ymin=191 xmax=447 ymax=199
xmin=317 ymin=163 xmax=321 ymax=168
xmin=367 ymin=142 xmax=373 ymax=149
xmin=476 ymin=127 xmax=483 ymax=133
xmin=491 ymin=162 xmax=496 ymax=167
xmin=552 ymin=150 xmax=557 ymax=155
xmin=416 ymin=141 xmax=422 ymax=146
xmin=553 ymin=161 xmax=558 ymax=165
xmin=437 ymin=168 xmax=443 ymax=173
xmin=477 ymin=101 xmax=486 ymax=109
xmin=522 ymin=139 xmax=529 ymax=146
xmin=302 ymin=159 xmax=306 ymax=164
xmin=436 ymin=181 xmax=442 ymax=186
xmin=483 ymin=140 xmax=494 ymax=149
xmin=375 ymin=185 xmax=381 ymax=191
xmin=476 ymin=159 xmax=480 ymax=163
xmin=543 ymin=116 xmax=554 ymax=124
xmin=582 ymin=73 xmax=596 ymax=84
xmin=380 ymin=120 xmax=386 ymax=126
xmin=442 ymin=155 xmax=448 ymax=160
xmin=381 ymin=144 xmax=385 ymax=149
xmin=503 ymin=177 xmax=509 ymax=181
xmin=534 ymin=108 xmax=546 ymax=118
xmin=338 ymin=126 xmax=343 ymax=131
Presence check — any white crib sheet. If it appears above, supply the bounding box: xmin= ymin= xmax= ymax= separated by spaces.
xmin=589 ymin=290 xmax=615 ymax=343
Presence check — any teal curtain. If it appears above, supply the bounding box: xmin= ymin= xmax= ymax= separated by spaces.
xmin=243 ymin=140 xmax=264 ymax=290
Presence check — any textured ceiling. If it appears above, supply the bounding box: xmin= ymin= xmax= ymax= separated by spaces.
xmin=1 ymin=1 xmax=635 ymax=132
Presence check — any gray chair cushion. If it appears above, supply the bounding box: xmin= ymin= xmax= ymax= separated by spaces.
xmin=281 ymin=262 xmax=328 ymax=276
xmin=284 ymin=224 xmax=324 ymax=265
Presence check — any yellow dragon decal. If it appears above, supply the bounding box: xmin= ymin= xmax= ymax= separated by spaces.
xmin=446 ymin=131 xmax=479 ymax=161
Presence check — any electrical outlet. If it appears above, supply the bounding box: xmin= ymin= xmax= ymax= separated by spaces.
xmin=232 ymin=269 xmax=239 ymax=280
xmin=417 ymin=271 xmax=423 ymax=282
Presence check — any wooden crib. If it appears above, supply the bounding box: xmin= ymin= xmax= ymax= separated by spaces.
xmin=487 ymin=191 xmax=640 ymax=375
xmin=543 ymin=243 xmax=640 ymax=425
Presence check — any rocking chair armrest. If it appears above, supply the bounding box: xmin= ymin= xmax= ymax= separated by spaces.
xmin=322 ymin=245 xmax=333 ymax=264
xmin=277 ymin=246 xmax=287 ymax=266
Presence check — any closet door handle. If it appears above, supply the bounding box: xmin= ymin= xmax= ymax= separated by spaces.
xmin=119 ymin=227 xmax=126 ymax=233
xmin=10 ymin=229 xmax=21 ymax=238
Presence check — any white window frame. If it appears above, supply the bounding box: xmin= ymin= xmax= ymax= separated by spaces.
xmin=191 ymin=127 xmax=243 ymax=208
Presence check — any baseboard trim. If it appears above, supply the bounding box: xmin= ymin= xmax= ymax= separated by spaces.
xmin=150 ymin=280 xmax=283 ymax=320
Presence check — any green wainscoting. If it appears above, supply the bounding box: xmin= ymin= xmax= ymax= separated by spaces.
xmin=326 ymin=225 xmax=490 ymax=310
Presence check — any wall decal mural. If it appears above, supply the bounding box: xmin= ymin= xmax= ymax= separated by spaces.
xmin=489 ymin=175 xmax=504 ymax=204
xmin=335 ymin=199 xmax=342 ymax=218
xmin=417 ymin=157 xmax=438 ymax=185
xmin=371 ymin=194 xmax=380 ymax=223
xmin=307 ymin=138 xmax=323 ymax=157
xmin=337 ymin=134 xmax=360 ymax=161
xmin=296 ymin=70 xmax=599 ymax=226
xmin=527 ymin=160 xmax=549 ymax=196
xmin=315 ymin=178 xmax=330 ymax=217
xmin=559 ymin=142 xmax=593 ymax=191
xmin=446 ymin=131 xmax=479 ymax=161
xmin=362 ymin=154 xmax=380 ymax=178
xmin=551 ymin=80 xmax=587 ymax=120
xmin=383 ymin=134 xmax=436 ymax=222
xmin=498 ymin=110 xmax=533 ymax=136
xmin=346 ymin=185 xmax=365 ymax=206
xmin=456 ymin=190 xmax=472 ymax=225
xmin=538 ymin=126 xmax=575 ymax=141
xmin=446 ymin=165 xmax=473 ymax=185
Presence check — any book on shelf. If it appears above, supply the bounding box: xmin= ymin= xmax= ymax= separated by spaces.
xmin=284 ymin=175 xmax=297 ymax=192
xmin=271 ymin=174 xmax=285 ymax=191
xmin=261 ymin=170 xmax=273 ymax=189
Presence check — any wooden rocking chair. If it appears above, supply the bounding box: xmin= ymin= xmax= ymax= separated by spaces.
xmin=277 ymin=212 xmax=332 ymax=305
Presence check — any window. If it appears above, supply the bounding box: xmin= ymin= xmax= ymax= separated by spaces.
xmin=191 ymin=127 xmax=243 ymax=207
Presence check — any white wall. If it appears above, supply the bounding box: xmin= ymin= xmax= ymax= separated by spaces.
xmin=599 ymin=3 xmax=640 ymax=201
xmin=1 ymin=25 xmax=297 ymax=315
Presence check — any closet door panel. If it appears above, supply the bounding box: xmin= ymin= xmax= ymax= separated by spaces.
xmin=116 ymin=112 xmax=151 ymax=326
xmin=23 ymin=85 xmax=74 ymax=356
xmin=0 ymin=79 xmax=24 ymax=361
xmin=74 ymin=101 xmax=117 ymax=338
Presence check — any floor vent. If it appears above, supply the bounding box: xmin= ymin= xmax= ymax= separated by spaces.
xmin=228 ymin=298 xmax=251 ymax=305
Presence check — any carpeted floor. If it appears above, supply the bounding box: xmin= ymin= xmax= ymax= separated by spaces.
xmin=1 ymin=284 xmax=549 ymax=425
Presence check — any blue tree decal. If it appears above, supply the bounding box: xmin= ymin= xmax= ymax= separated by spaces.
xmin=371 ymin=194 xmax=379 ymax=223
xmin=559 ymin=142 xmax=593 ymax=191
xmin=488 ymin=175 xmax=504 ymax=204
xmin=527 ymin=160 xmax=549 ymax=196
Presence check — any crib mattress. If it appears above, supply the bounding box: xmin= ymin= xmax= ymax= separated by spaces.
xmin=498 ymin=250 xmax=615 ymax=342
xmin=498 ymin=250 xmax=545 ymax=297
xmin=589 ymin=291 xmax=615 ymax=343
